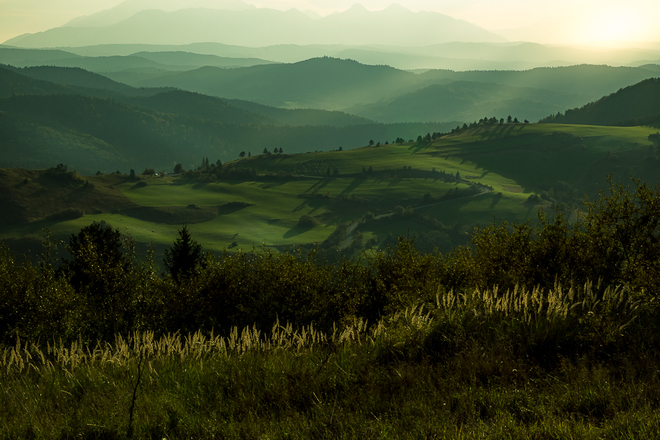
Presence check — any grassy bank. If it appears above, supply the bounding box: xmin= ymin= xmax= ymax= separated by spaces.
xmin=2 ymin=174 xmax=660 ymax=438
xmin=2 ymin=283 xmax=660 ymax=439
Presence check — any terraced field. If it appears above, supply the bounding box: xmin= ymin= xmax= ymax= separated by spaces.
xmin=2 ymin=123 xmax=658 ymax=256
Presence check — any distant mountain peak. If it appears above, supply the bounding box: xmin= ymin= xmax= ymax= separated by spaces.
xmin=7 ymin=2 xmax=506 ymax=48
xmin=344 ymin=4 xmax=369 ymax=14
xmin=381 ymin=3 xmax=410 ymax=13
xmin=63 ymin=0 xmax=254 ymax=28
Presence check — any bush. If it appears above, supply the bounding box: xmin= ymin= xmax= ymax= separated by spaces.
xmin=298 ymin=214 xmax=318 ymax=228
xmin=45 ymin=208 xmax=85 ymax=222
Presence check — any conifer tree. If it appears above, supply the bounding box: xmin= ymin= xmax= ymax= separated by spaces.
xmin=164 ymin=225 xmax=203 ymax=282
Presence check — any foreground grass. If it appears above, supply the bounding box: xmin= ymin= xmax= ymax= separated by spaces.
xmin=3 ymin=284 xmax=660 ymax=439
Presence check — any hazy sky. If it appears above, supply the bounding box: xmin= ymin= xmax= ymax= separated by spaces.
xmin=2 ymin=0 xmax=659 ymax=45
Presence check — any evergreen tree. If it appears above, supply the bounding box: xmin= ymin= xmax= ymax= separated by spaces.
xmin=164 ymin=225 xmax=204 ymax=282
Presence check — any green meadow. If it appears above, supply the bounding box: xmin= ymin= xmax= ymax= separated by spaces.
xmin=2 ymin=122 xmax=658 ymax=255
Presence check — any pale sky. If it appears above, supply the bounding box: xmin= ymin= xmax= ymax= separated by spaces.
xmin=2 ymin=0 xmax=660 ymax=45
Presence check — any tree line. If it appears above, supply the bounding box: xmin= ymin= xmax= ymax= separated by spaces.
xmin=1 ymin=177 xmax=660 ymax=345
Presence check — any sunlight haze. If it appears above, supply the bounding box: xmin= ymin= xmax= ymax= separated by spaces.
xmin=1 ymin=0 xmax=659 ymax=46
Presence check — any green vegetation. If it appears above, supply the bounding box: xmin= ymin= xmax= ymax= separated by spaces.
xmin=2 ymin=178 xmax=660 ymax=437
xmin=541 ymin=77 xmax=660 ymax=127
xmin=0 ymin=65 xmax=455 ymax=174
xmin=2 ymin=121 xmax=659 ymax=260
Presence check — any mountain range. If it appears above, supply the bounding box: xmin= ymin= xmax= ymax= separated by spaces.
xmin=4 ymin=4 xmax=504 ymax=48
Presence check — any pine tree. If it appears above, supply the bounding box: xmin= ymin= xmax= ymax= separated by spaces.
xmin=164 ymin=225 xmax=204 ymax=282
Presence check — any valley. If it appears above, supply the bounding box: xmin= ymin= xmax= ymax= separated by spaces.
xmin=2 ymin=121 xmax=658 ymax=259
xmin=3 ymin=1 xmax=660 ymax=437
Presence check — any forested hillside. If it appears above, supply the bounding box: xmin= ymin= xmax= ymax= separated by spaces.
xmin=0 ymin=65 xmax=455 ymax=173
xmin=540 ymin=77 xmax=660 ymax=127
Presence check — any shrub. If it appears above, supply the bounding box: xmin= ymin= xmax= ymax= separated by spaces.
xmin=298 ymin=214 xmax=318 ymax=228
xmin=45 ymin=208 xmax=84 ymax=222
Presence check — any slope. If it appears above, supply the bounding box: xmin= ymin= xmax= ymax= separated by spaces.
xmin=131 ymin=57 xmax=418 ymax=110
xmin=3 ymin=122 xmax=657 ymax=259
xmin=0 ymin=69 xmax=454 ymax=174
xmin=7 ymin=65 xmax=149 ymax=96
xmin=540 ymin=77 xmax=660 ymax=126
xmin=1 ymin=65 xmax=375 ymax=126
xmin=125 ymin=59 xmax=658 ymax=121
xmin=348 ymin=81 xmax=588 ymax=124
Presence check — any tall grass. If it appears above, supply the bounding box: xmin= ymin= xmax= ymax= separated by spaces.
xmin=2 ymin=282 xmax=658 ymax=438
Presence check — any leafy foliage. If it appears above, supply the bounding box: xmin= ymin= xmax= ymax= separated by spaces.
xmin=1 ymin=177 xmax=660 ymax=345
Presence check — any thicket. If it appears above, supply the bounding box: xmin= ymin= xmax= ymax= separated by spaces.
xmin=3 ymin=178 xmax=660 ymax=437
xmin=1 ymin=177 xmax=659 ymax=345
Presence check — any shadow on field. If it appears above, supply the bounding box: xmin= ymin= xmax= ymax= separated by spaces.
xmin=283 ymin=223 xmax=314 ymax=238
xmin=304 ymin=178 xmax=331 ymax=194
xmin=120 ymin=202 xmax=252 ymax=225
xmin=489 ymin=192 xmax=503 ymax=210
xmin=408 ymin=142 xmax=430 ymax=153
xmin=130 ymin=181 xmax=148 ymax=190
xmin=293 ymin=200 xmax=309 ymax=212
xmin=121 ymin=206 xmax=217 ymax=224
xmin=339 ymin=177 xmax=365 ymax=196
xmin=260 ymin=180 xmax=289 ymax=189
xmin=387 ymin=178 xmax=402 ymax=188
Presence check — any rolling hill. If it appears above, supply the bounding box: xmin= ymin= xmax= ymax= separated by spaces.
xmin=3 ymin=65 xmax=373 ymax=127
xmin=540 ymin=77 xmax=660 ymax=127
xmin=126 ymin=57 xmax=418 ymax=110
xmin=0 ymin=65 xmax=454 ymax=174
xmin=3 ymin=65 xmax=153 ymax=97
xmin=4 ymin=50 xmax=658 ymax=126
xmin=113 ymin=58 xmax=659 ymax=121
xmin=0 ymin=47 xmax=274 ymax=73
xmin=347 ymin=81 xmax=587 ymax=124
xmin=2 ymin=121 xmax=659 ymax=260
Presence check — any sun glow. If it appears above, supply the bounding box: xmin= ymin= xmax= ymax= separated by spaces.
xmin=579 ymin=7 xmax=648 ymax=44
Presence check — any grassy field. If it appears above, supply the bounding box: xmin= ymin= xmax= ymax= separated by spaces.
xmin=3 ymin=285 xmax=660 ymax=439
xmin=3 ymin=169 xmax=660 ymax=437
xmin=2 ymin=123 xmax=658 ymax=255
